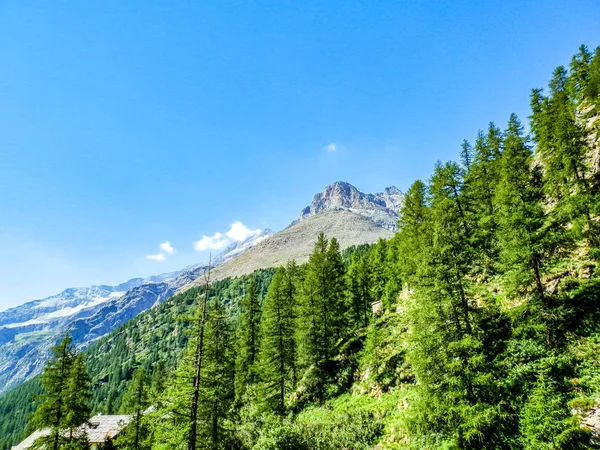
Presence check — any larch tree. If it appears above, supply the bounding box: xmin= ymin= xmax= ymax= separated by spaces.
xmin=63 ymin=353 xmax=92 ymax=448
xmin=30 ymin=333 xmax=77 ymax=450
xmin=235 ymin=278 xmax=261 ymax=401
xmin=119 ymin=367 xmax=151 ymax=450
xmin=258 ymin=267 xmax=296 ymax=414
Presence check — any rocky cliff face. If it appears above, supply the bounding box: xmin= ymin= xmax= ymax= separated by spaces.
xmin=296 ymin=181 xmax=403 ymax=230
xmin=0 ymin=230 xmax=271 ymax=394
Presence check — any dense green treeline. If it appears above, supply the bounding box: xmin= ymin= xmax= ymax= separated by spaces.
xmin=0 ymin=269 xmax=276 ymax=449
xmin=138 ymin=43 xmax=600 ymax=449
xmin=0 ymin=379 xmax=43 ymax=449
xmin=3 ymin=44 xmax=600 ymax=449
xmin=141 ymin=233 xmax=398 ymax=450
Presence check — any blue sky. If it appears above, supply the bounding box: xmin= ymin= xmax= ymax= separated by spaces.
xmin=1 ymin=1 xmax=599 ymax=310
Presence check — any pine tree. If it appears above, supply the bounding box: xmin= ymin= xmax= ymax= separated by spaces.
xmin=30 ymin=334 xmax=77 ymax=450
xmin=298 ymin=234 xmax=347 ymax=365
xmin=152 ymin=274 xmax=236 ymax=449
xmin=118 ymin=367 xmax=151 ymax=450
xmin=258 ymin=267 xmax=296 ymax=414
xmin=464 ymin=125 xmax=503 ymax=274
xmin=235 ymin=278 xmax=261 ymax=400
xmin=187 ymin=266 xmax=212 ymax=450
xmin=298 ymin=233 xmax=329 ymax=370
xmin=460 ymin=139 xmax=474 ymax=169
xmin=152 ymin=267 xmax=213 ymax=449
xmin=63 ymin=354 xmax=91 ymax=445
xmin=200 ymin=295 xmax=235 ymax=448
xmin=396 ymin=179 xmax=431 ymax=284
xmin=368 ymin=239 xmax=388 ymax=307
xmin=151 ymin=360 xmax=167 ymax=397
xmin=531 ymin=65 xmax=595 ymax=250
xmin=403 ymin=162 xmax=513 ymax=449
xmin=496 ymin=114 xmax=551 ymax=302
xmin=282 ymin=260 xmax=299 ymax=386
xmin=347 ymin=253 xmax=372 ymax=328
xmin=326 ymin=237 xmax=347 ymax=344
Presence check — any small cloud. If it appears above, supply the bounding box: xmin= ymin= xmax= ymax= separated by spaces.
xmin=193 ymin=232 xmax=230 ymax=251
xmin=325 ymin=143 xmax=337 ymax=152
xmin=146 ymin=241 xmax=175 ymax=261
xmin=193 ymin=222 xmax=261 ymax=252
xmin=226 ymin=221 xmax=260 ymax=242
xmin=160 ymin=241 xmax=174 ymax=254
xmin=146 ymin=253 xmax=166 ymax=262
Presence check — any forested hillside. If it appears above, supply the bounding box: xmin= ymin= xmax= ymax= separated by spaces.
xmin=3 ymin=44 xmax=600 ymax=449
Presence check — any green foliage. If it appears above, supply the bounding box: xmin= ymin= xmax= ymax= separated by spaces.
xmin=29 ymin=334 xmax=92 ymax=450
xmin=0 ymin=378 xmax=42 ymax=449
xmin=295 ymin=233 xmax=348 ymax=402
xmin=519 ymin=374 xmax=590 ymax=449
xmin=258 ymin=267 xmax=297 ymax=414
xmin=117 ymin=367 xmax=151 ymax=450
xmin=4 ymin=44 xmax=600 ymax=450
xmin=235 ymin=277 xmax=261 ymax=401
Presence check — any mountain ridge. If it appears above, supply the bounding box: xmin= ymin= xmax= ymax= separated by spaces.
xmin=0 ymin=181 xmax=402 ymax=394
xmin=0 ymin=230 xmax=271 ymax=394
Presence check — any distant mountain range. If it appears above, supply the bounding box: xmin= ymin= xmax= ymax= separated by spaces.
xmin=0 ymin=232 xmax=271 ymax=395
xmin=0 ymin=182 xmax=402 ymax=394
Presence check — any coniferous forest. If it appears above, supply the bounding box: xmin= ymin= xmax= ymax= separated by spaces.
xmin=2 ymin=44 xmax=600 ymax=449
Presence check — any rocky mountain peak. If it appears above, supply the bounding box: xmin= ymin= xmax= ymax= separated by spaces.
xmin=296 ymin=181 xmax=404 ymax=231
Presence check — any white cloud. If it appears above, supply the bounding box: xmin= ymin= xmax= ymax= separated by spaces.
xmin=160 ymin=241 xmax=174 ymax=254
xmin=193 ymin=222 xmax=261 ymax=252
xmin=193 ymin=232 xmax=230 ymax=251
xmin=325 ymin=143 xmax=337 ymax=152
xmin=226 ymin=221 xmax=260 ymax=242
xmin=146 ymin=241 xmax=175 ymax=262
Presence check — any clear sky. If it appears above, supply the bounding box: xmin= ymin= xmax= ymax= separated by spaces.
xmin=1 ymin=1 xmax=599 ymax=311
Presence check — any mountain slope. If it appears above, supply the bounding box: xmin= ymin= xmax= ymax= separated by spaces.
xmin=205 ymin=210 xmax=393 ymax=282
xmin=0 ymin=231 xmax=271 ymax=395
xmin=184 ymin=182 xmax=402 ymax=287
xmin=0 ymin=181 xmax=400 ymax=394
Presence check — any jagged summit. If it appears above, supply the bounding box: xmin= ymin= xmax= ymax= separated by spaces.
xmin=296 ymin=181 xmax=404 ymax=231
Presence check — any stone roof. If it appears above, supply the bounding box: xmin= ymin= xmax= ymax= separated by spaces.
xmin=11 ymin=429 xmax=51 ymax=450
xmin=11 ymin=415 xmax=132 ymax=449
xmin=85 ymin=415 xmax=132 ymax=443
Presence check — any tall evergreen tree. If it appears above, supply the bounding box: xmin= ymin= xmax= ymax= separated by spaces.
xmin=396 ymin=179 xmax=431 ymax=284
xmin=403 ymin=161 xmax=514 ymax=449
xmin=326 ymin=237 xmax=347 ymax=343
xmin=298 ymin=233 xmax=329 ymax=370
xmin=30 ymin=334 xmax=77 ymax=450
xmin=118 ymin=367 xmax=151 ymax=450
xmin=153 ymin=271 xmax=235 ymax=449
xmin=152 ymin=267 xmax=213 ymax=449
xmin=235 ymin=278 xmax=261 ymax=400
xmin=298 ymin=233 xmax=347 ymax=369
xmin=63 ymin=354 xmax=91 ymax=446
xmin=531 ymin=65 xmax=596 ymax=250
xmin=258 ymin=267 xmax=296 ymax=414
xmin=347 ymin=253 xmax=372 ymax=328
xmin=201 ymin=295 xmax=235 ymax=449
xmin=496 ymin=114 xmax=552 ymax=302
xmin=464 ymin=125 xmax=503 ymax=273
